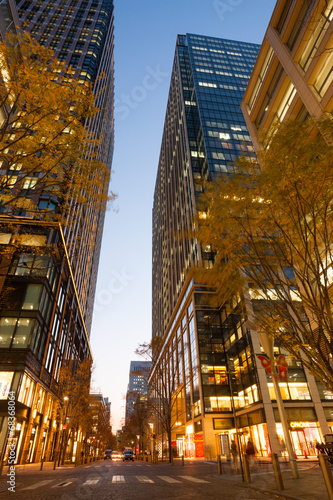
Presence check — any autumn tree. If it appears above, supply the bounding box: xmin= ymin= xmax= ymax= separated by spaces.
xmin=124 ymin=393 xmax=151 ymax=452
xmin=56 ymin=358 xmax=93 ymax=464
xmin=194 ymin=115 xmax=333 ymax=391
xmin=0 ymin=31 xmax=113 ymax=220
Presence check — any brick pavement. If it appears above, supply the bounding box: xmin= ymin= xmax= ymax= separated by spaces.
xmin=0 ymin=456 xmax=331 ymax=499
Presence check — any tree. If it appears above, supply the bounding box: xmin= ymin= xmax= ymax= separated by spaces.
xmin=194 ymin=115 xmax=333 ymax=392
xmin=136 ymin=338 xmax=191 ymax=462
xmin=124 ymin=393 xmax=151 ymax=453
xmin=0 ymin=31 xmax=114 ymax=220
xmin=56 ymin=359 xmax=93 ymax=464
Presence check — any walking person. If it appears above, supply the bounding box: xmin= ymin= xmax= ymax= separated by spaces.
xmin=230 ymin=440 xmax=239 ymax=473
xmin=245 ymin=439 xmax=256 ymax=469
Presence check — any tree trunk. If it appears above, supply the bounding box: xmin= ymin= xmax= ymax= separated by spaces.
xmin=168 ymin=429 xmax=172 ymax=463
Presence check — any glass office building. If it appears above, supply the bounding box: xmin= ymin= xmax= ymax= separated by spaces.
xmin=0 ymin=0 xmax=114 ymax=465
xmin=151 ymin=33 xmax=330 ymax=460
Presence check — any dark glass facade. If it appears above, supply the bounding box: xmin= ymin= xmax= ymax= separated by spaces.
xmin=0 ymin=0 xmax=114 ymax=465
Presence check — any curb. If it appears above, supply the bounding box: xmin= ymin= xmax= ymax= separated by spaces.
xmin=242 ymin=484 xmax=304 ymax=500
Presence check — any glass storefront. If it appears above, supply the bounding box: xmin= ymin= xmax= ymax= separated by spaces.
xmin=276 ymin=422 xmax=321 ymax=457
xmin=217 ymin=423 xmax=270 ymax=458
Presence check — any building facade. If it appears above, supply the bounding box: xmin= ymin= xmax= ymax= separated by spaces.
xmin=241 ymin=0 xmax=333 ymax=147
xmin=0 ymin=0 xmax=114 ymax=465
xmin=151 ymin=32 xmax=331 ymax=461
xmin=125 ymin=361 xmax=151 ymax=425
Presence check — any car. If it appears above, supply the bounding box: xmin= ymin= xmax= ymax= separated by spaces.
xmin=104 ymin=449 xmax=112 ymax=460
xmin=123 ymin=449 xmax=135 ymax=461
xmin=111 ymin=450 xmax=123 ymax=460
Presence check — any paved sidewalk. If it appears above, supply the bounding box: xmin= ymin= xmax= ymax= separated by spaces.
xmin=219 ymin=459 xmax=331 ymax=500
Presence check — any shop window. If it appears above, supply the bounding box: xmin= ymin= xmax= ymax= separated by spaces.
xmin=268 ymin=382 xmax=311 ymax=400
xmin=0 ymin=372 xmax=14 ymax=399
xmin=0 ymin=318 xmax=16 ymax=347
xmin=12 ymin=318 xmax=35 ymax=348
xmin=22 ymin=284 xmax=42 ymax=310
xmin=16 ymin=234 xmax=46 ymax=246
xmin=18 ymin=373 xmax=35 ymax=407
xmin=316 ymin=382 xmax=333 ymax=400
xmin=0 ymin=233 xmax=11 ymax=244
xmin=35 ymin=388 xmax=45 ymax=413
xmin=14 ymin=255 xmax=34 ymax=276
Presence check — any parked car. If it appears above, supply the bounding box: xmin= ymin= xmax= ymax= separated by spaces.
xmin=123 ymin=449 xmax=135 ymax=461
xmin=104 ymin=449 xmax=112 ymax=460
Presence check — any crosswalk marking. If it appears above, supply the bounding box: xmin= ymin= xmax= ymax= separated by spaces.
xmin=82 ymin=477 xmax=101 ymax=486
xmin=179 ymin=476 xmax=209 ymax=483
xmin=135 ymin=475 xmax=154 ymax=483
xmin=157 ymin=476 xmax=181 ymax=483
xmin=112 ymin=475 xmax=125 ymax=483
xmin=52 ymin=478 xmax=77 ymax=488
xmin=22 ymin=480 xmax=53 ymax=490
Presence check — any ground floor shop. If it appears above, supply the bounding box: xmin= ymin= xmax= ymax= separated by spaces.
xmin=0 ymin=369 xmax=60 ymax=466
xmin=162 ymin=409 xmax=329 ymax=461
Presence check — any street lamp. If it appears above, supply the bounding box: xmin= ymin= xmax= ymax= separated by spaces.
xmin=258 ymin=332 xmax=299 ymax=479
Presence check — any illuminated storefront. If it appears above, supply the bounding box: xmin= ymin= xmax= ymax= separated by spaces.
xmin=277 ymin=422 xmax=321 ymax=457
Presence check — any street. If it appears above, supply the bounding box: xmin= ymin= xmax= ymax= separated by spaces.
xmin=0 ymin=459 xmax=280 ymax=500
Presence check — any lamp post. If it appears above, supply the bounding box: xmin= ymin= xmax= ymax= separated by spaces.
xmin=58 ymin=396 xmax=69 ymax=467
xmin=257 ymin=332 xmax=299 ymax=479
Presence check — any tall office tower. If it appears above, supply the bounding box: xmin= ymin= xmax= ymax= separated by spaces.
xmin=16 ymin=0 xmax=115 ymax=332
xmin=151 ymin=33 xmax=329 ymax=460
xmin=125 ymin=360 xmax=151 ymax=425
xmin=0 ymin=0 xmax=114 ymax=465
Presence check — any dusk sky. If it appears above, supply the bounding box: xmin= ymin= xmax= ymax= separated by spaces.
xmin=90 ymin=0 xmax=277 ymax=431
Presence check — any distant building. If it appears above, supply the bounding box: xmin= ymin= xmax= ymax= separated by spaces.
xmin=87 ymin=393 xmax=112 ymax=458
xmin=125 ymin=361 xmax=151 ymax=424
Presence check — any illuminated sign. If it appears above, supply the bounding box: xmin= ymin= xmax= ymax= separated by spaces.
xmin=290 ymin=421 xmax=317 ymax=429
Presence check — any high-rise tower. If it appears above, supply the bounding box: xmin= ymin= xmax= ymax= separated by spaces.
xmin=0 ymin=0 xmax=114 ymax=465
xmin=151 ymin=33 xmax=329 ymax=460
xmin=15 ymin=0 xmax=115 ymax=332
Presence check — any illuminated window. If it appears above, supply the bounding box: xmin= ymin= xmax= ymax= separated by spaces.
xmin=198 ymin=82 xmax=217 ymax=88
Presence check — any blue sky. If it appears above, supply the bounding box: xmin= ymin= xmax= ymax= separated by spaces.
xmin=90 ymin=0 xmax=277 ymax=431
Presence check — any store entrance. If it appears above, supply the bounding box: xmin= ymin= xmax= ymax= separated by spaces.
xmin=291 ymin=430 xmax=307 ymax=456
xmin=176 ymin=438 xmax=184 ymax=457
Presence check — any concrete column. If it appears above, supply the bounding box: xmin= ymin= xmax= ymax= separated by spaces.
xmin=250 ymin=329 xmax=281 ymax=455
xmin=304 ymin=367 xmax=330 ymax=437
xmin=266 ymin=26 xmax=323 ymax=120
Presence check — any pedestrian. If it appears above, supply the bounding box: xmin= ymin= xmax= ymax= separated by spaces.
xmin=245 ymin=439 xmax=256 ymax=468
xmin=230 ymin=440 xmax=239 ymax=473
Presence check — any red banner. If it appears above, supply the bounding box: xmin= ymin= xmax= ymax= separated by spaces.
xmin=257 ymin=354 xmax=288 ymax=381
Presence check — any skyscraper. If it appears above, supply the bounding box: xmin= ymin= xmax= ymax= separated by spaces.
xmin=151 ymin=33 xmax=329 ymax=460
xmin=0 ymin=0 xmax=114 ymax=465
xmin=15 ymin=0 xmax=115 ymax=332
xmin=125 ymin=360 xmax=151 ymax=425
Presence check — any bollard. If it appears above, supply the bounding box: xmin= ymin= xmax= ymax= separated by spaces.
xmin=40 ymin=458 xmax=44 ymax=471
xmin=53 ymin=457 xmax=57 ymax=470
xmin=217 ymin=455 xmax=222 ymax=475
xmin=318 ymin=454 xmax=333 ymax=500
xmin=243 ymin=454 xmax=251 ymax=484
xmin=272 ymin=453 xmax=284 ymax=491
xmin=171 ymin=455 xmax=174 ymax=466
xmin=182 ymin=454 xmax=185 ymax=466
